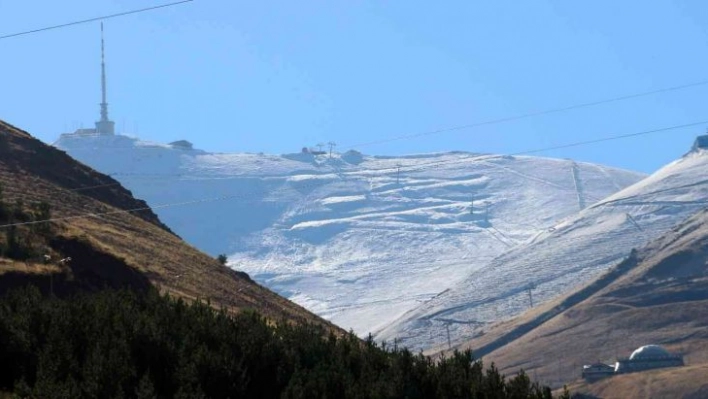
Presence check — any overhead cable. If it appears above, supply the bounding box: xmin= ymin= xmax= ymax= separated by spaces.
xmin=2 ymin=118 xmax=705 ymax=229
xmin=0 ymin=0 xmax=194 ymax=40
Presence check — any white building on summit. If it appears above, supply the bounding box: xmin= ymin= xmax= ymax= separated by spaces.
xmin=62 ymin=22 xmax=115 ymax=137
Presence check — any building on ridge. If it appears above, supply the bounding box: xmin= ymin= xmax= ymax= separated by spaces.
xmin=169 ymin=140 xmax=194 ymax=150
xmin=581 ymin=363 xmax=615 ymax=381
xmin=692 ymin=132 xmax=708 ymax=151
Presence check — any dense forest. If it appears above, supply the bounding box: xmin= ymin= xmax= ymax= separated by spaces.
xmin=0 ymin=286 xmax=568 ymax=399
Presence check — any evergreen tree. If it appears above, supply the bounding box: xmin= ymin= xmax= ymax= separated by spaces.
xmin=0 ymin=183 xmax=6 ymax=222
xmin=0 ymin=285 xmax=565 ymax=399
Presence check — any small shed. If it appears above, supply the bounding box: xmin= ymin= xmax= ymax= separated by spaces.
xmin=581 ymin=363 xmax=615 ymax=381
xmin=170 ymin=140 xmax=194 ymax=150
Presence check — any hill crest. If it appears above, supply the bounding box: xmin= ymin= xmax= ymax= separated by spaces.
xmin=55 ymin=133 xmax=645 ymax=337
xmin=0 ymin=119 xmax=340 ymax=331
xmin=382 ymin=142 xmax=708 ymax=350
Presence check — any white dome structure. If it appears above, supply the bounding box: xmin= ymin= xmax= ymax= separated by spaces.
xmin=614 ymin=344 xmax=684 ymax=374
xmin=629 ymin=345 xmax=671 ymax=360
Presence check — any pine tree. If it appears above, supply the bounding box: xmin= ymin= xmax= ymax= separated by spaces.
xmin=216 ymin=254 xmax=228 ymax=265
xmin=135 ymin=373 xmax=157 ymax=399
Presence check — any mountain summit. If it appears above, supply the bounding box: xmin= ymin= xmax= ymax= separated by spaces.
xmin=56 ymin=134 xmax=644 ymax=336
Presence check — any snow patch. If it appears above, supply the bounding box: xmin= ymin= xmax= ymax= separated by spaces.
xmin=55 ymin=135 xmax=644 ymax=339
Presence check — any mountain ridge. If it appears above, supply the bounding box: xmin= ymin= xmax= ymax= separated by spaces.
xmin=56 ymin=133 xmax=644 ymax=337
xmin=462 ymin=205 xmax=708 ymax=398
xmin=0 ymin=119 xmax=342 ymax=331
xmin=380 ymin=142 xmax=708 ymax=350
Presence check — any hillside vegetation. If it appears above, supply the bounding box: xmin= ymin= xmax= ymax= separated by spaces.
xmin=0 ymin=286 xmax=568 ymax=399
xmin=0 ymin=119 xmax=338 ymax=329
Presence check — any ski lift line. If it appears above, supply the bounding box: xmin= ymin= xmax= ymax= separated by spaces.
xmin=4 ymin=118 xmax=706 ymax=229
xmin=0 ymin=0 xmax=195 ymax=40
xmin=340 ymin=79 xmax=708 ymax=150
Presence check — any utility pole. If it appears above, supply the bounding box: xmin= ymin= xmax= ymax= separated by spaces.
xmin=445 ymin=324 xmax=452 ymax=351
xmin=317 ymin=143 xmax=324 ymax=153
xmin=396 ymin=163 xmax=401 ymax=185
xmin=527 ymin=281 xmax=536 ymax=308
xmin=470 ymin=200 xmax=474 ymax=215
xmin=328 ymin=141 xmax=336 ymax=158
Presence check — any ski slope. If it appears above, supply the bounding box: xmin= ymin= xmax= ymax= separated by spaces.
xmin=55 ymin=134 xmax=643 ymax=336
xmin=379 ymin=140 xmax=708 ymax=351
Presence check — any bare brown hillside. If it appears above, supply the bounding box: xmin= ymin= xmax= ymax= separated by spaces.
xmin=450 ymin=207 xmax=708 ymax=398
xmin=0 ymin=119 xmax=343 ymax=332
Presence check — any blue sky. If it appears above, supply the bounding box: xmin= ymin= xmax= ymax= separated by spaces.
xmin=2 ymin=0 xmax=708 ymax=173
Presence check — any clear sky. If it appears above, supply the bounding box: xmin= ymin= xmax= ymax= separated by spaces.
xmin=2 ymin=0 xmax=708 ymax=173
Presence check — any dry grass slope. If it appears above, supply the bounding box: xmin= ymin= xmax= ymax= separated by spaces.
xmin=447 ymin=208 xmax=708 ymax=398
xmin=0 ymin=119 xmax=343 ymax=332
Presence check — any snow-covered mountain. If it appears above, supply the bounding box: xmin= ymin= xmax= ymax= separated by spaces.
xmin=380 ymin=137 xmax=708 ymax=351
xmin=55 ymin=134 xmax=643 ymax=336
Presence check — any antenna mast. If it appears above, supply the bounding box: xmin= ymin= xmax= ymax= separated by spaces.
xmin=95 ymin=22 xmax=115 ymax=134
xmin=100 ymin=22 xmax=108 ymax=122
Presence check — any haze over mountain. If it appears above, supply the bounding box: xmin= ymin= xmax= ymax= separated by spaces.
xmin=56 ymin=133 xmax=643 ymax=336
xmin=381 ymin=136 xmax=708 ymax=351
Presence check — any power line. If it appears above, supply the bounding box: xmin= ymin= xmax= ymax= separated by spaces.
xmin=0 ymin=0 xmax=194 ymax=40
xmin=361 ymin=119 xmax=708 ymax=175
xmin=63 ymin=117 xmax=704 ymax=182
xmin=1 ymin=181 xmax=124 ymax=204
xmin=30 ymin=118 xmax=707 ymax=209
xmin=341 ymin=80 xmax=708 ymax=150
xmin=50 ymin=77 xmax=708 ymax=156
xmin=20 ymin=117 xmax=701 ymax=219
xmin=2 ymin=118 xmax=706 ymax=230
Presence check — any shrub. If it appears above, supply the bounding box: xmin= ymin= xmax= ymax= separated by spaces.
xmin=216 ymin=254 xmax=228 ymax=265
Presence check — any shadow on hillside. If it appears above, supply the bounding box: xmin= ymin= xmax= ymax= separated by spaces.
xmin=0 ymin=237 xmax=152 ymax=297
xmin=473 ymin=250 xmax=640 ymax=358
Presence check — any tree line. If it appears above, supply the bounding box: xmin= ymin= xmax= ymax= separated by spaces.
xmin=0 ymin=286 xmax=570 ymax=399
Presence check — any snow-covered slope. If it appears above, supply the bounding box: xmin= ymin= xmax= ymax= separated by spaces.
xmin=380 ymin=141 xmax=708 ymax=351
xmin=55 ymin=134 xmax=643 ymax=336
